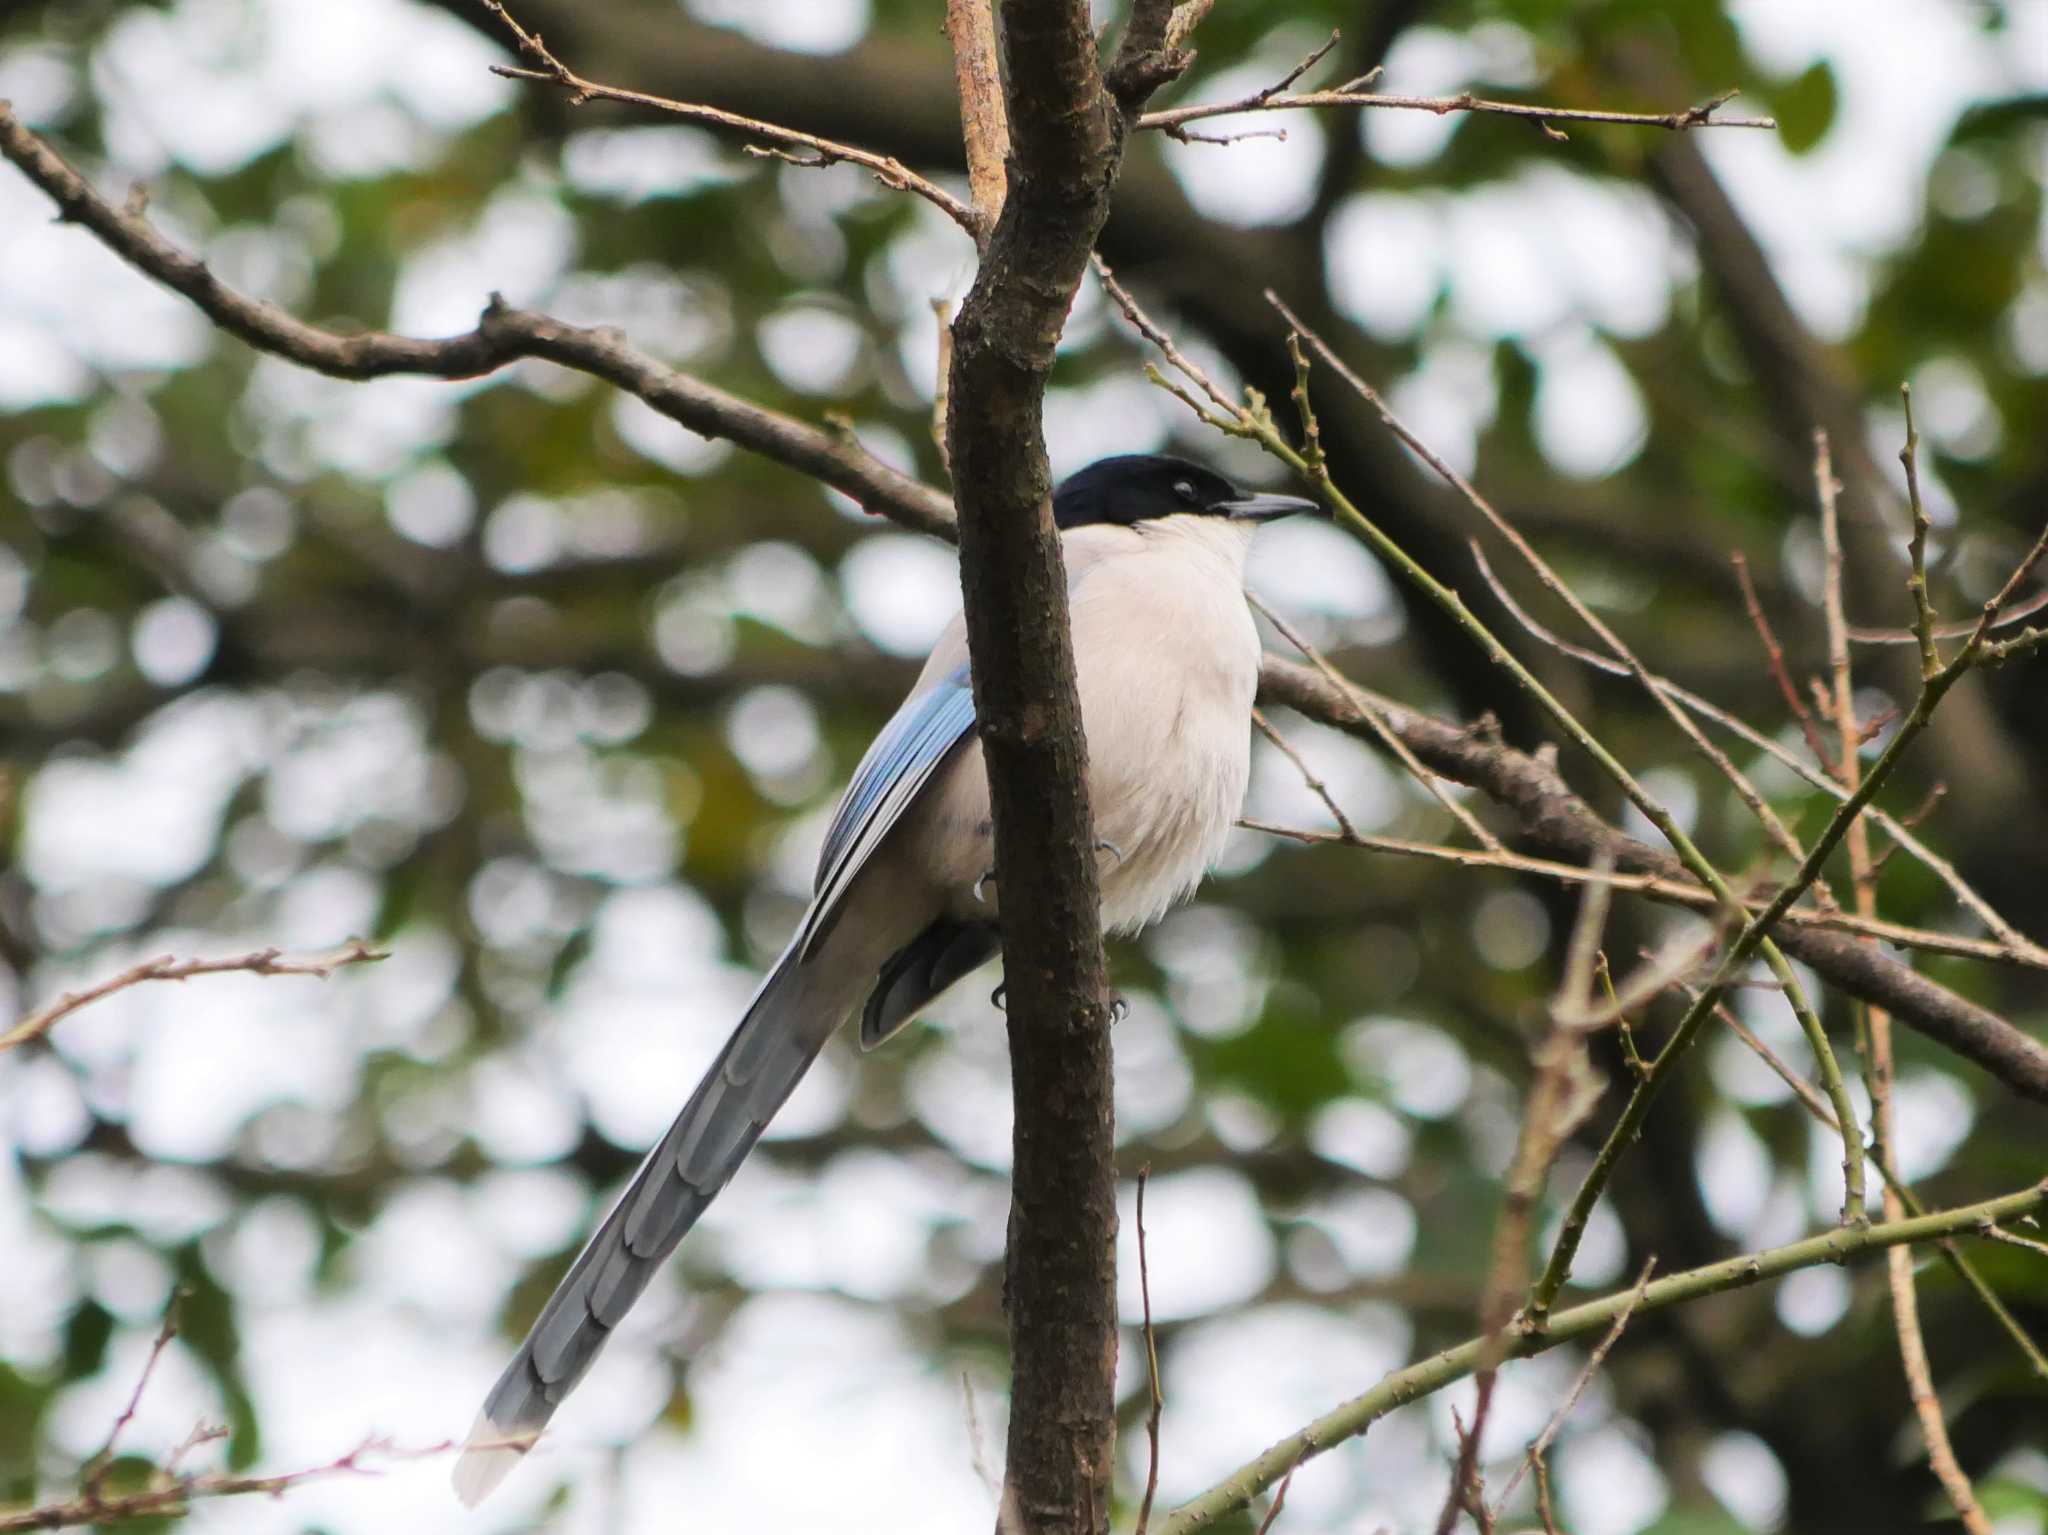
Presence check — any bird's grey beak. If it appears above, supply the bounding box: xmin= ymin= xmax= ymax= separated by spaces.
xmin=1222 ymin=490 xmax=1320 ymax=523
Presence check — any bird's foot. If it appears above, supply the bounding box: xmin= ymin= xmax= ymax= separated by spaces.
xmin=989 ymin=983 xmax=1122 ymax=1020
xmin=975 ymin=844 xmax=1115 ymax=907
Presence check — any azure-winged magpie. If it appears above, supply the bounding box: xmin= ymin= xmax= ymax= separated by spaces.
xmin=454 ymin=453 xmax=1314 ymax=1502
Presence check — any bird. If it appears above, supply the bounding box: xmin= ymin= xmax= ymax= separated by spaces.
xmin=452 ymin=453 xmax=1315 ymax=1504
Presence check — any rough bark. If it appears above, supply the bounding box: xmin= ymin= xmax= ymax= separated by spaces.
xmin=939 ymin=6 xmax=1185 ymax=1530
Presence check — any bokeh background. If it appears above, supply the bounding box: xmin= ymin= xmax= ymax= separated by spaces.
xmin=3 ymin=0 xmax=2047 ymax=1530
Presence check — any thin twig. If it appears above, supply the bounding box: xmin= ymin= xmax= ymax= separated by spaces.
xmin=1155 ymin=1178 xmax=2048 ymax=1535
xmin=1978 ymin=1226 xmax=2048 ymax=1260
xmin=1270 ymin=294 xmax=1866 ymax=1240
xmin=1251 ymin=707 xmax=1358 ymax=841
xmin=0 ymin=104 xmax=958 ymax=541
xmin=1531 ymin=1455 xmax=1563 ymax=1535
xmin=1434 ymin=871 xmax=1613 ymax=1535
xmin=930 ymin=296 xmax=956 ymax=479
xmin=1154 ymin=30 xmax=1340 ymax=145
xmin=1898 ymin=388 xmax=1941 ymax=681
xmin=1847 ymin=588 xmax=2048 ymax=645
xmin=1100 ymin=265 xmax=2048 ymax=1107
xmin=1238 ymin=819 xmax=2038 ymax=968
xmin=1730 ymin=548 xmax=1832 ymax=769
xmin=1251 ymin=1469 xmax=1295 ymax=1535
xmin=2 ymin=1436 xmax=481 ymax=1533
xmin=1470 ymin=541 xmax=1821 ymax=893
xmin=1489 ymin=1258 xmax=1655 ymax=1520
xmin=2 ymin=940 xmax=387 ymax=1053
xmin=1717 ymin=1001 xmax=1843 ymax=1128
xmin=959 ymin=1375 xmax=1002 ymax=1502
xmin=1250 ymin=593 xmax=1505 ymax=853
xmin=474 ymin=0 xmax=981 ymax=237
xmin=1133 ymin=1168 xmax=1166 ymax=1535
xmin=1138 ymin=85 xmax=1773 ymax=138
xmin=1838 ymin=418 xmax=1992 ymax=1534
xmin=80 ymin=1294 xmax=187 ymax=1496
xmin=7 ymin=1323 xmax=503 ymax=1535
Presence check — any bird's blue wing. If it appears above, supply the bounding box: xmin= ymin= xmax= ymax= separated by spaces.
xmin=799 ymin=661 xmax=976 ymax=958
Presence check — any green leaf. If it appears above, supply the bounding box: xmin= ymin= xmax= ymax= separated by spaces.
xmin=1772 ymin=60 xmax=1838 ymax=154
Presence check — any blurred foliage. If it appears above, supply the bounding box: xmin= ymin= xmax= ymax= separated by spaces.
xmin=1 ymin=0 xmax=2046 ymax=1532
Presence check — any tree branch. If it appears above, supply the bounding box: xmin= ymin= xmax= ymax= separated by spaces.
xmin=0 ymin=104 xmax=955 ymax=541
xmin=944 ymin=0 xmax=1011 ymax=239
xmin=939 ymin=2 xmax=1187 ymax=1529
xmin=1254 ymin=656 xmax=2048 ymax=1103
xmin=2 ymin=941 xmax=387 ymax=1053
xmin=476 ymin=0 xmax=981 ymax=236
xmin=1156 ymin=1178 xmax=2048 ymax=1535
xmin=1138 ymin=84 xmax=1773 ymax=138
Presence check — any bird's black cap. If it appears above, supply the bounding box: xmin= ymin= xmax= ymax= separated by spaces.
xmin=1052 ymin=454 xmax=1318 ymax=531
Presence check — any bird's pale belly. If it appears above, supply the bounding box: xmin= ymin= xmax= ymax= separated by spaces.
xmin=1085 ymin=670 xmax=1253 ymax=934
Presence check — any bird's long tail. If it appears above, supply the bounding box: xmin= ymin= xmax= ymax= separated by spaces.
xmin=453 ymin=942 xmax=834 ymax=1506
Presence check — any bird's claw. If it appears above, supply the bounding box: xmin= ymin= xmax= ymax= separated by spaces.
xmin=974 ymin=846 xmax=1114 ymax=907
xmin=988 ymin=984 xmax=1121 ymax=1020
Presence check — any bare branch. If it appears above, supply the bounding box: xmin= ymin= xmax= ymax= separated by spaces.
xmin=944 ymin=0 xmax=1009 ymax=240
xmin=1132 ymin=1168 xmax=1165 ymax=1535
xmin=0 ymin=105 xmax=956 ymax=542
xmin=0 ymin=1300 xmax=497 ymax=1535
xmin=79 ymin=1296 xmax=187 ymax=1499
xmin=1830 ymin=418 xmax=1994 ymax=1534
xmin=3 ymin=941 xmax=386 ymax=1053
xmin=1847 ymin=588 xmax=2048 ymax=645
xmin=1730 ymin=548 xmax=1834 ymax=770
xmin=1488 ymin=1258 xmax=1655 ymax=1522
xmin=1156 ymin=1179 xmax=2048 ymax=1535
xmin=941 ymin=4 xmax=1192 ymax=1527
xmin=1251 ymin=1469 xmax=1295 ymax=1535
xmin=1897 ymin=392 xmax=1942 ymax=680
xmin=1250 ymin=708 xmax=1358 ymax=842
xmin=1469 ymin=540 xmax=1819 ymax=890
xmin=1977 ymin=1225 xmax=2048 ymax=1260
xmin=474 ymin=0 xmax=980 ymax=236
xmin=1152 ymin=30 xmax=1340 ymax=145
xmin=1434 ymin=871 xmax=1611 ymax=1535
xmin=1254 ymin=656 xmax=2048 ymax=1102
xmin=1239 ymin=818 xmax=2035 ymax=969
xmin=1138 ymin=84 xmax=1773 ymax=140
xmin=1251 ymin=593 xmax=1503 ymax=853
xmin=930 ymin=295 xmax=956 ymax=479
xmin=1096 ymin=256 xmax=2048 ymax=1101
xmin=1471 ymin=560 xmax=2044 ymax=963
xmin=1268 ymin=294 xmax=1866 ymax=1236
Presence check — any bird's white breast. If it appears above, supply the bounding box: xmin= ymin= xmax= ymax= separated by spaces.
xmin=1067 ymin=517 xmax=1261 ymax=933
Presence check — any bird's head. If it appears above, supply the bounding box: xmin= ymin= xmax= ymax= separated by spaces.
xmin=1052 ymin=454 xmax=1318 ymax=532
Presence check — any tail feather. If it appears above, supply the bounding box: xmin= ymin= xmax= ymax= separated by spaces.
xmin=454 ymin=947 xmax=831 ymax=1504
xmin=859 ymin=919 xmax=999 ymax=1050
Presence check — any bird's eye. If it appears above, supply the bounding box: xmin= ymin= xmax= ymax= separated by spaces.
xmin=1173 ymin=479 xmax=1197 ymax=503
